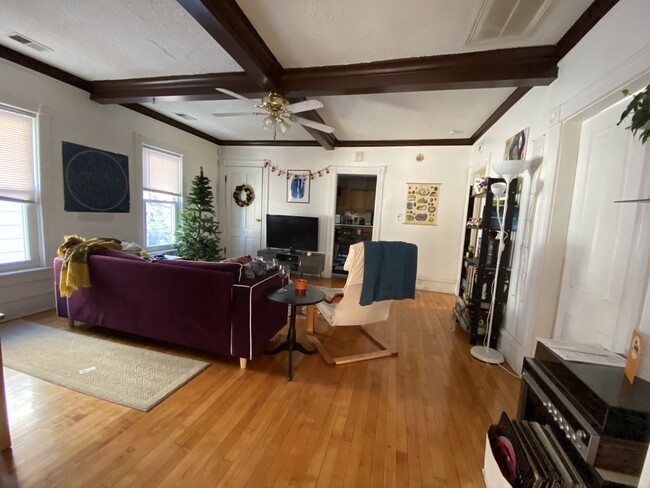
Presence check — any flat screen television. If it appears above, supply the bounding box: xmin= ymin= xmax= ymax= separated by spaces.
xmin=266 ymin=214 xmax=318 ymax=252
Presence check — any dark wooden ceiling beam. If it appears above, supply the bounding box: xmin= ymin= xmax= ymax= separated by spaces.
xmin=557 ymin=0 xmax=620 ymax=58
xmin=337 ymin=139 xmax=473 ymax=147
xmin=286 ymin=97 xmax=337 ymax=150
xmin=91 ymin=73 xmax=264 ymax=104
xmin=470 ymin=87 xmax=532 ymax=143
xmin=88 ymin=46 xmax=557 ymax=104
xmin=0 ymin=45 xmax=91 ymax=92
xmin=176 ymin=0 xmax=281 ymax=92
xmin=0 ymin=1 xmax=616 ymax=150
xmin=281 ymin=47 xmax=558 ymax=97
xmin=219 ymin=140 xmax=322 ymax=147
xmin=176 ymin=0 xmax=339 ymax=149
xmin=122 ymin=104 xmax=222 ymax=145
xmin=293 ymin=119 xmax=336 ymax=150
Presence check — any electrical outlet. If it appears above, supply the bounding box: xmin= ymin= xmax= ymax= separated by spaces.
xmin=397 ymin=213 xmax=402 ymax=221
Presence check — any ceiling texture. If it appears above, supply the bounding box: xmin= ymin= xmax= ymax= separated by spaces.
xmin=0 ymin=0 xmax=619 ymax=150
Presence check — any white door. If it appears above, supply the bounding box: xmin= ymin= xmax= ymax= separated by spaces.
xmin=555 ymin=99 xmax=646 ymax=349
xmin=224 ymin=166 xmax=263 ymax=258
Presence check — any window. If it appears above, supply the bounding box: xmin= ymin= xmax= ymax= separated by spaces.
xmin=0 ymin=105 xmax=40 ymax=271
xmin=142 ymin=145 xmax=182 ymax=249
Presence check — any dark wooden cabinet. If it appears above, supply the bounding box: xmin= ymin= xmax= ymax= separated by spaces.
xmin=336 ymin=188 xmax=375 ymax=212
xmin=453 ymin=177 xmax=517 ymax=347
xmin=257 ymin=249 xmax=325 ymax=277
xmin=332 ymin=224 xmax=373 ymax=274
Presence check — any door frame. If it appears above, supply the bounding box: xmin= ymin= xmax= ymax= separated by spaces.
xmin=524 ymin=64 xmax=650 ymax=354
xmin=326 ymin=165 xmax=386 ymax=276
xmin=219 ymin=159 xmax=268 ymax=258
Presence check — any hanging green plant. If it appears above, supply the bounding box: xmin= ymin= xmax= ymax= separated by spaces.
xmin=233 ymin=184 xmax=254 ymax=207
xmin=617 ymin=84 xmax=650 ymax=144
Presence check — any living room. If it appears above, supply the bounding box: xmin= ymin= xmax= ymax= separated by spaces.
xmin=1 ymin=0 xmax=650 ymax=486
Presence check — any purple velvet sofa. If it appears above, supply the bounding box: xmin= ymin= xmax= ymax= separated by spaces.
xmin=53 ymin=250 xmax=288 ymax=368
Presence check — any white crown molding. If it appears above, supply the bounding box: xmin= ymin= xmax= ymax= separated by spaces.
xmin=560 ymin=44 xmax=650 ymax=122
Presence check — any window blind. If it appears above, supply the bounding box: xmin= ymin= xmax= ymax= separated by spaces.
xmin=142 ymin=146 xmax=181 ymax=196
xmin=0 ymin=106 xmax=36 ymax=203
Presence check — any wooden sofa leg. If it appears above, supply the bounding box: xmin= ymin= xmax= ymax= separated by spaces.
xmin=67 ymin=318 xmax=74 ymax=327
xmin=239 ymin=358 xmax=248 ymax=369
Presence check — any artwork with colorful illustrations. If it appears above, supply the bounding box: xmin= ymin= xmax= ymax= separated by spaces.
xmin=404 ymin=183 xmax=440 ymax=225
xmin=503 ymin=127 xmax=529 ymax=160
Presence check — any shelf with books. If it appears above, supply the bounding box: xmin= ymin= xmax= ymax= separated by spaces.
xmin=454 ymin=177 xmax=518 ymax=346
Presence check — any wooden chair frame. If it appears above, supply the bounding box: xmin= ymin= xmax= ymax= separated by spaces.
xmin=305 ymin=299 xmax=398 ymax=366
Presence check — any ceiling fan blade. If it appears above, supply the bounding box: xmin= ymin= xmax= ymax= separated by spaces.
xmin=215 ymin=88 xmax=259 ymax=106
xmin=292 ymin=116 xmax=335 ymax=134
xmin=211 ymin=111 xmax=264 ymax=117
xmin=285 ymin=99 xmax=323 ymax=114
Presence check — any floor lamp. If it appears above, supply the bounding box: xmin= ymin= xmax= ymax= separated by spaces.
xmin=470 ymin=159 xmax=532 ymax=364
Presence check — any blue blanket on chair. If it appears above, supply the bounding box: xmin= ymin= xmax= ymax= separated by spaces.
xmin=360 ymin=241 xmax=417 ymax=306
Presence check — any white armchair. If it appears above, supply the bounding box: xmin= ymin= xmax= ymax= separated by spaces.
xmin=306 ymin=242 xmax=399 ymax=365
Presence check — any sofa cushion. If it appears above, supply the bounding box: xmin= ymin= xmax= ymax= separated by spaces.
xmin=221 ymin=255 xmax=252 ymax=264
xmin=94 ymin=248 xmax=148 ymax=261
xmin=154 ymin=259 xmax=243 ymax=282
xmin=242 ymin=259 xmax=268 ymax=279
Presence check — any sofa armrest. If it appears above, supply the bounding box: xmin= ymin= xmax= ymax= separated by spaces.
xmin=231 ymin=271 xmax=288 ymax=359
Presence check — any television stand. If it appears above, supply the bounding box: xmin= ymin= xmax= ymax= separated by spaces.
xmin=257 ymin=249 xmax=325 ymax=278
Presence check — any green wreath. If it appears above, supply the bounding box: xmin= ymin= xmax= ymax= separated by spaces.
xmin=233 ymin=184 xmax=254 ymax=207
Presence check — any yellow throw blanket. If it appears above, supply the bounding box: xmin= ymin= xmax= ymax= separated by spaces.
xmin=57 ymin=235 xmax=122 ymax=297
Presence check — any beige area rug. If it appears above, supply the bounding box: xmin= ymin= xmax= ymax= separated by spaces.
xmin=0 ymin=320 xmax=209 ymax=412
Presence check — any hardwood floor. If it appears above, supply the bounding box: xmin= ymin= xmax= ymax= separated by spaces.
xmin=0 ymin=285 xmax=521 ymax=487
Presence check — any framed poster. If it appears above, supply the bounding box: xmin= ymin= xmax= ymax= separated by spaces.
xmin=62 ymin=142 xmax=130 ymax=212
xmin=404 ymin=183 xmax=440 ymax=225
xmin=287 ymin=171 xmax=310 ymax=203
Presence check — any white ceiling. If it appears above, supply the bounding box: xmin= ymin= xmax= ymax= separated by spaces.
xmin=0 ymin=0 xmax=596 ymax=144
xmin=237 ymin=0 xmax=592 ymax=68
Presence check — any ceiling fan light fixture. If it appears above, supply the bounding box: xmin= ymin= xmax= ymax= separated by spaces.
xmin=263 ymin=115 xmax=276 ymax=131
xmin=278 ymin=119 xmax=290 ymax=134
xmin=215 ymin=88 xmax=335 ymax=136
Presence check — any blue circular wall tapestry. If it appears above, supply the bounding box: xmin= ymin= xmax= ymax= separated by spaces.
xmin=62 ymin=142 xmax=130 ymax=213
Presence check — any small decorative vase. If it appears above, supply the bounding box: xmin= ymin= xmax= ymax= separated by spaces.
xmin=295 ymin=279 xmax=307 ymax=295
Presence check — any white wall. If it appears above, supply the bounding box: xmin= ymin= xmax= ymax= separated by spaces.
xmin=220 ymin=145 xmax=470 ymax=292
xmin=0 ymin=59 xmax=220 ymax=319
xmin=470 ymin=0 xmax=650 ymax=371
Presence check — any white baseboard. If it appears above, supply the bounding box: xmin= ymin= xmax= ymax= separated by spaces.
xmin=0 ymin=293 xmax=54 ymax=321
xmin=497 ymin=330 xmax=527 ymax=375
xmin=0 ymin=267 xmax=55 ymax=320
xmin=416 ymin=278 xmax=456 ymax=294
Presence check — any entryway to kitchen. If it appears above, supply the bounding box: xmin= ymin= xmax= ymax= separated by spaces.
xmin=332 ymin=174 xmax=378 ymax=275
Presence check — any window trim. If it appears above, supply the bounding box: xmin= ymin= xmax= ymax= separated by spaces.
xmin=141 ymin=143 xmax=183 ymax=252
xmin=0 ymin=103 xmax=42 ymax=273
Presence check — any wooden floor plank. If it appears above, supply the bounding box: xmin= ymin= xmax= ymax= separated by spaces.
xmin=0 ymin=285 xmax=521 ymax=487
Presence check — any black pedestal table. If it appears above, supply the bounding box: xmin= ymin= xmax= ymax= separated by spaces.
xmin=265 ymin=284 xmax=325 ymax=381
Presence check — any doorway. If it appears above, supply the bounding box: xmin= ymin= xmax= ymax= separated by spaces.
xmin=332 ymin=174 xmax=377 ymax=275
xmin=223 ymin=165 xmax=264 ymax=258
xmin=554 ymin=98 xmax=647 ymax=349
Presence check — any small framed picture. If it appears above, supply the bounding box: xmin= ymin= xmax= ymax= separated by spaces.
xmin=287 ymin=171 xmax=310 ymax=203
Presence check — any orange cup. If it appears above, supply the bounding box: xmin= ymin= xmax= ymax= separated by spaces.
xmin=295 ymin=278 xmax=307 ymax=293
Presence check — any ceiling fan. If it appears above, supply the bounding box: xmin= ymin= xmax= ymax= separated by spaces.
xmin=212 ymin=88 xmax=335 ymax=137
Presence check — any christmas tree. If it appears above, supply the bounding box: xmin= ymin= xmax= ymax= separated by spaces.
xmin=175 ymin=167 xmax=222 ymax=261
